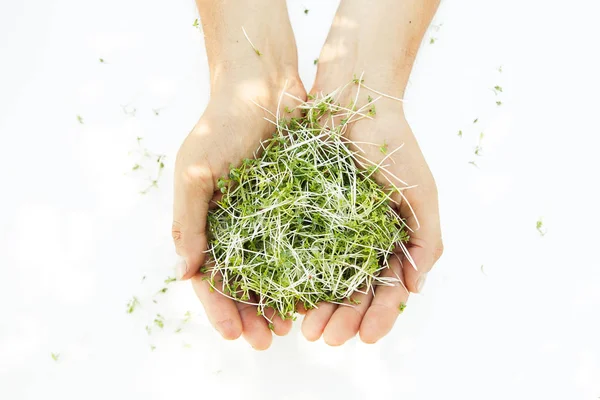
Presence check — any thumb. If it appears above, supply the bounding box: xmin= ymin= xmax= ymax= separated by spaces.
xmin=397 ymin=185 xmax=443 ymax=294
xmin=172 ymin=164 xmax=214 ymax=280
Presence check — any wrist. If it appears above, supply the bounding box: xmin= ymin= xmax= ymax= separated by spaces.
xmin=196 ymin=0 xmax=298 ymax=90
xmin=315 ymin=0 xmax=439 ymax=97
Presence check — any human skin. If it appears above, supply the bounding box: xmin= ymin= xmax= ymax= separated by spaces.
xmin=301 ymin=0 xmax=443 ymax=345
xmin=173 ymin=0 xmax=442 ymax=349
xmin=172 ymin=0 xmax=306 ymax=350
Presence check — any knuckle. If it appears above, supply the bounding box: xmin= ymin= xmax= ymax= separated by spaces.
xmin=183 ymin=165 xmax=212 ymax=189
xmin=433 ymin=240 xmax=444 ymax=261
xmin=171 ymin=221 xmax=184 ymax=244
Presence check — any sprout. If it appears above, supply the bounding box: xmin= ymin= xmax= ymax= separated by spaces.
xmin=206 ymin=83 xmax=411 ymax=319
xmin=126 ymin=297 xmax=140 ymax=314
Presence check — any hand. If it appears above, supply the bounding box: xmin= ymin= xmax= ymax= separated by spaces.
xmin=301 ymin=0 xmax=442 ymax=345
xmin=172 ymin=0 xmax=306 ymax=350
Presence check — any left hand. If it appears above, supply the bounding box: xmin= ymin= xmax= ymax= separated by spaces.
xmin=301 ymin=44 xmax=443 ymax=346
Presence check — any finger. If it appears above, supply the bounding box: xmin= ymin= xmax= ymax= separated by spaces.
xmin=172 ymin=162 xmax=213 ymax=280
xmin=301 ymin=302 xmax=338 ymax=342
xmin=191 ymin=271 xmax=242 ymax=340
xmin=236 ymin=298 xmax=273 ymax=351
xmin=359 ymin=255 xmax=409 ymax=343
xmin=322 ymin=289 xmax=373 ymax=346
xmin=296 ymin=302 xmax=308 ymax=315
xmin=263 ymin=307 xmax=293 ymax=337
xmin=397 ymin=181 xmax=443 ymax=293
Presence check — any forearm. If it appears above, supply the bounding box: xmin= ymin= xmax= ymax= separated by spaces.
xmin=195 ymin=0 xmax=298 ymax=89
xmin=318 ymin=0 xmax=440 ymax=97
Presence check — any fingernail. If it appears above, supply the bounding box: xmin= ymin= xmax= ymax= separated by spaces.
xmin=175 ymin=256 xmax=188 ymax=280
xmin=416 ymin=273 xmax=428 ymax=293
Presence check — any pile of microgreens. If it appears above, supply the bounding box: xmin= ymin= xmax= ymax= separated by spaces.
xmin=205 ymin=79 xmax=414 ymax=323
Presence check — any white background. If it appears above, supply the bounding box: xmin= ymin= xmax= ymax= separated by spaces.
xmin=1 ymin=0 xmax=599 ymax=399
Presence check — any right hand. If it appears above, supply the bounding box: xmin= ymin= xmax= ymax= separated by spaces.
xmin=172 ymin=42 xmax=306 ymax=349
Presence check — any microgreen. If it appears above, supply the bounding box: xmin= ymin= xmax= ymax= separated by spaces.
xmin=473 ymin=118 xmax=478 ymax=124
xmin=193 ymin=19 xmax=199 ymax=28
xmin=493 ymin=85 xmax=503 ymax=94
xmin=145 ymin=325 xmax=152 ymax=335
xmin=458 ymin=130 xmax=463 ymax=137
xmin=206 ymin=82 xmax=411 ymax=319
xmin=77 ymin=115 xmax=84 ymax=124
xmin=152 ymin=108 xmax=161 ymax=116
xmin=398 ymin=302 xmax=406 ymax=313
xmin=496 ymin=101 xmax=502 ymax=106
xmin=51 ymin=353 xmax=60 ymax=362
xmin=429 ymin=38 xmax=436 ymax=44
xmin=536 ymin=218 xmax=546 ymax=236
xmin=313 ymin=58 xmax=319 ymax=65
xmin=150 ymin=345 xmax=156 ymax=351
xmin=242 ymin=26 xmax=262 ymax=56
xmin=164 ymin=276 xmax=176 ymax=284
xmin=126 ymin=297 xmax=140 ymax=314
xmin=99 ymin=58 xmax=105 ymax=63
xmin=474 ymin=132 xmax=484 ymax=156
xmin=380 ymin=141 xmax=388 ymax=154
xmin=304 ymin=8 xmax=309 ymax=15
xmin=154 ymin=314 xmax=165 ymax=329
xmin=183 ymin=311 xmax=192 ymax=323
xmin=122 ymin=104 xmax=136 ymax=117
xmin=157 ymin=287 xmax=168 ymax=294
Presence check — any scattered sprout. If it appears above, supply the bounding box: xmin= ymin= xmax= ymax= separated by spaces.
xmin=51 ymin=353 xmax=60 ymax=362
xmin=474 ymin=133 xmax=484 ymax=156
xmin=349 ymin=297 xmax=361 ymax=305
xmin=493 ymin=85 xmax=503 ymax=94
xmin=164 ymin=276 xmax=176 ymax=284
xmin=468 ymin=160 xmax=478 ymax=168
xmin=241 ymin=26 xmax=262 ymax=56
xmin=122 ymin=104 xmax=136 ymax=117
xmin=380 ymin=141 xmax=388 ymax=154
xmin=145 ymin=325 xmax=152 ymax=335
xmin=429 ymin=37 xmax=436 ymax=44
xmin=473 ymin=118 xmax=478 ymax=124
xmin=132 ymin=164 xmax=141 ymax=171
xmin=458 ymin=130 xmax=463 ymax=137
xmin=157 ymin=287 xmax=168 ymax=294
xmin=304 ymin=8 xmax=309 ymax=15
xmin=152 ymin=108 xmax=160 ymax=116
xmin=154 ymin=314 xmax=165 ymax=329
xmin=175 ymin=328 xmax=182 ymax=333
xmin=126 ymin=297 xmax=140 ymax=314
xmin=268 ymin=323 xmax=275 ymax=331
xmin=183 ymin=311 xmax=192 ymax=323
xmin=498 ymin=66 xmax=503 ymax=73
xmin=536 ymin=218 xmax=547 ymax=236
xmin=313 ymin=58 xmax=319 ymax=65
xmin=193 ymin=18 xmax=199 ymax=28
xmin=150 ymin=345 xmax=156 ymax=351
xmin=99 ymin=58 xmax=105 ymax=63
xmin=496 ymin=101 xmax=502 ymax=106
xmin=398 ymin=303 xmax=406 ymax=314
xmin=77 ymin=115 xmax=84 ymax=124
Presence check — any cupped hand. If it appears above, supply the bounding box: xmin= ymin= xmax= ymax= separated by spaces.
xmin=172 ymin=58 xmax=306 ymax=349
xmin=301 ymin=51 xmax=443 ymax=346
